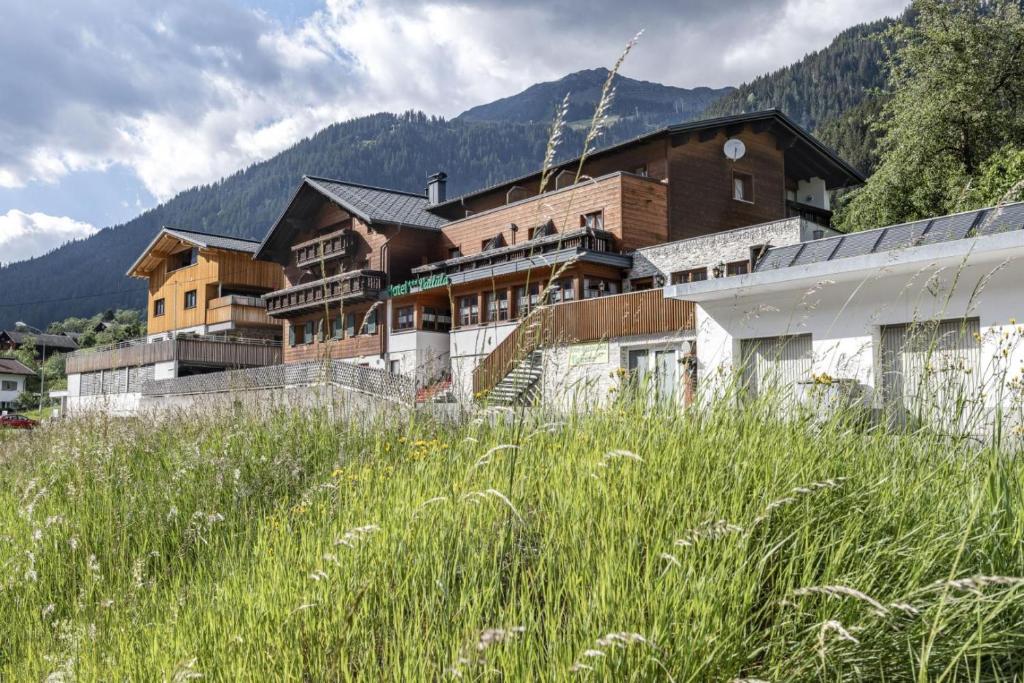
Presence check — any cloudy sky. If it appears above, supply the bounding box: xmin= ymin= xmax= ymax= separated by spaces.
xmin=0 ymin=0 xmax=909 ymax=264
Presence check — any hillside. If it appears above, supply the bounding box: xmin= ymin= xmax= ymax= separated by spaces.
xmin=0 ymin=110 xmax=677 ymax=329
xmin=457 ymin=68 xmax=732 ymax=127
xmin=1 ymin=13 xmax=904 ymax=328
xmin=703 ymin=17 xmax=899 ymax=174
xmin=0 ymin=113 xmax=596 ymax=327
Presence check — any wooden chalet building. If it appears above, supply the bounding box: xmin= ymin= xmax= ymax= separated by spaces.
xmin=253 ymin=110 xmax=864 ymax=405
xmin=63 ymin=228 xmax=284 ymax=414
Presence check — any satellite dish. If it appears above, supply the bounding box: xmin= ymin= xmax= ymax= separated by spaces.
xmin=724 ymin=138 xmax=746 ymax=161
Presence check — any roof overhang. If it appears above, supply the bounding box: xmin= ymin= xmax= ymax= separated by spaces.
xmin=664 ymin=230 xmax=1024 ymax=304
xmin=428 ymin=109 xmax=864 ymax=213
xmin=127 ymin=229 xmax=203 ymax=278
xmin=254 ymin=178 xmax=358 ymax=265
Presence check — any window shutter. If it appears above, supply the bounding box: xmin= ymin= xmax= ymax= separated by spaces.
xmin=317 ymin=318 xmax=324 ymax=341
xmin=305 ymin=321 xmax=314 ymax=343
xmin=288 ymin=324 xmax=296 ymax=347
xmin=332 ymin=317 xmax=342 ymax=339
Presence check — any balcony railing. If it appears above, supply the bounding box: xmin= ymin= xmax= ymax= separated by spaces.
xmin=414 ymin=228 xmax=616 ymax=277
xmin=292 ymin=228 xmax=353 ymax=269
xmin=264 ymin=269 xmax=386 ymax=317
xmin=472 ymin=289 xmax=695 ymax=396
xmin=207 ymin=295 xmax=276 ymax=328
xmin=66 ymin=335 xmax=282 ymax=374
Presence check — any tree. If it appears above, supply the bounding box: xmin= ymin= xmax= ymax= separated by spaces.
xmin=835 ymin=0 xmax=1024 ymax=231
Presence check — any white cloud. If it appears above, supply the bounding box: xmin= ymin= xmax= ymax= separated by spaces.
xmin=0 ymin=0 xmax=910 ymax=207
xmin=0 ymin=210 xmax=98 ymax=264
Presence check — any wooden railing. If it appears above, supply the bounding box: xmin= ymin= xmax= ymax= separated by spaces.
xmin=292 ymin=228 xmax=352 ymax=269
xmin=66 ymin=336 xmax=281 ymax=374
xmin=207 ymin=295 xmax=276 ymax=328
xmin=472 ymin=289 xmax=695 ymax=395
xmin=264 ymin=270 xmax=386 ymax=316
xmin=416 ymin=229 xmax=616 ymax=277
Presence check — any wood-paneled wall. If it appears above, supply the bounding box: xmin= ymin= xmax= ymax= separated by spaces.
xmin=146 ymin=249 xmax=282 ymax=336
xmin=667 ymin=126 xmax=786 ymax=240
xmin=438 ymin=173 xmax=668 ymax=259
xmin=281 ymin=303 xmax=383 ymax=363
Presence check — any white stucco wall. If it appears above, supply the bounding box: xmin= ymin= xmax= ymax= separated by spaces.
xmin=0 ymin=373 xmax=28 ymax=408
xmin=387 ymin=329 xmax=451 ymax=382
xmin=540 ymin=333 xmax=693 ymax=412
xmin=67 ymin=392 xmax=143 ymax=417
xmin=449 ymin=321 xmax=520 ymax=400
xmin=690 ymin=252 xmax=1024 ymax=432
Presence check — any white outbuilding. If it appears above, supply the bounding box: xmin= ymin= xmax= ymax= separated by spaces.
xmin=665 ymin=202 xmax=1024 ymax=436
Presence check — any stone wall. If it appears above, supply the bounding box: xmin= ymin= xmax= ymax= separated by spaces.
xmin=628 ymin=217 xmax=835 ymax=281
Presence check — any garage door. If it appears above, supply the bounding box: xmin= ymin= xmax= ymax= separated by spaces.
xmin=740 ymin=334 xmax=813 ymax=401
xmin=880 ymin=318 xmax=980 ymax=428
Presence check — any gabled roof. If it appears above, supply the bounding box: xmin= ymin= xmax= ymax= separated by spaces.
xmin=428 ymin=109 xmax=865 ymax=212
xmin=754 ymin=202 xmax=1024 ymax=272
xmin=0 ymin=358 xmax=36 ymax=376
xmin=127 ymin=226 xmax=261 ymax=278
xmin=305 ymin=177 xmax=447 ymax=231
xmin=0 ymin=330 xmax=79 ymax=351
xmin=255 ymin=176 xmax=448 ymax=264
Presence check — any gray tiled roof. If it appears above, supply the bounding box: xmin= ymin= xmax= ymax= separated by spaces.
xmin=0 ymin=358 xmax=36 ymax=375
xmin=305 ymin=177 xmax=448 ymax=231
xmin=0 ymin=330 xmax=79 ymax=350
xmin=754 ymin=202 xmax=1024 ymax=272
xmin=162 ymin=227 xmax=262 ymax=254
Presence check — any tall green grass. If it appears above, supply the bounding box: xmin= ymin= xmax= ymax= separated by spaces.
xmin=1 ymin=396 xmax=1022 ymax=681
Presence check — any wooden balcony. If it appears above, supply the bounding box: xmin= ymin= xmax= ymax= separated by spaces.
xmin=206 ymin=295 xmax=276 ymax=328
xmin=66 ymin=336 xmax=282 ymax=374
xmin=292 ymin=228 xmax=353 ymax=269
xmin=433 ymin=171 xmax=667 ymax=261
xmin=415 ymin=228 xmax=618 ymax=278
xmin=472 ymin=289 xmax=695 ymax=395
xmin=264 ymin=270 xmax=386 ymax=317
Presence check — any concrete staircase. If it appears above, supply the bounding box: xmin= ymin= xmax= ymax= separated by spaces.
xmin=486 ymin=351 xmax=543 ymax=406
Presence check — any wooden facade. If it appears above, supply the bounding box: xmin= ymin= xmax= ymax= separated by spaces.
xmin=436 ymin=172 xmax=668 ymax=258
xmin=253 ymin=111 xmax=862 ymax=370
xmin=66 ymin=337 xmax=281 ymax=374
xmin=141 ymin=243 xmax=282 ymax=336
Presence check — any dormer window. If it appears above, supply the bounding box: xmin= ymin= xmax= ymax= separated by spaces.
xmin=581 ymin=211 xmax=604 ymax=231
xmin=529 ymin=220 xmax=557 ymax=241
xmin=554 ymin=169 xmax=575 ymax=190
xmin=481 ymin=234 xmax=506 ymax=252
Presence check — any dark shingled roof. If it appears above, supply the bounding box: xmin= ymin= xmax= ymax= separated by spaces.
xmin=161 ymin=227 xmax=262 ymax=254
xmin=0 ymin=330 xmax=79 ymax=350
xmin=304 ymin=177 xmax=448 ymax=231
xmin=0 ymin=358 xmax=36 ymax=376
xmin=754 ymin=202 xmax=1024 ymax=272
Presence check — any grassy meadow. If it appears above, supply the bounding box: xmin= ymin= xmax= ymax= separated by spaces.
xmin=1 ymin=395 xmax=1023 ymax=681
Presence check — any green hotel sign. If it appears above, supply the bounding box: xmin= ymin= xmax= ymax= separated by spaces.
xmin=388 ymin=273 xmax=450 ymax=297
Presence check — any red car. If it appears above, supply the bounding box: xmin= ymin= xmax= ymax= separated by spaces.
xmin=0 ymin=414 xmax=38 ymax=429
